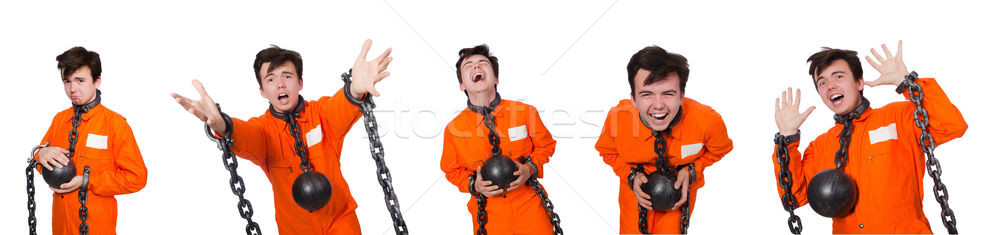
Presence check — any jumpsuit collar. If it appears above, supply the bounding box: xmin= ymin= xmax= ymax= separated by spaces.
xmin=833 ymin=97 xmax=870 ymax=124
xmin=467 ymin=92 xmax=502 ymax=116
xmin=268 ymin=95 xmax=306 ymax=122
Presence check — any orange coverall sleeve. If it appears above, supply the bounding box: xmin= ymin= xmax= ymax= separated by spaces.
xmin=90 ymin=119 xmax=148 ymax=196
xmin=901 ymin=78 xmax=967 ymax=144
xmin=34 ymin=115 xmax=59 ymax=162
xmin=690 ymin=114 xmax=733 ymax=190
xmin=525 ymin=105 xmax=556 ymax=178
xmin=229 ymin=117 xmax=271 ymax=167
xmin=441 ymin=126 xmax=474 ymax=193
xmin=318 ymin=88 xmax=363 ymax=140
xmin=595 ymin=109 xmax=633 ymax=186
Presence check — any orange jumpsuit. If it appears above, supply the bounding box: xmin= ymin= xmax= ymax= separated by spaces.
xmin=440 ymin=99 xmax=557 ymax=235
xmin=34 ymin=103 xmax=148 ymax=235
xmin=596 ymin=98 xmax=733 ymax=234
xmin=228 ymin=89 xmax=363 ymax=234
xmin=771 ymin=78 xmax=967 ymax=233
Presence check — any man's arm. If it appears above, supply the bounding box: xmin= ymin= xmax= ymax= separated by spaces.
xmin=90 ymin=120 xmax=147 ymax=196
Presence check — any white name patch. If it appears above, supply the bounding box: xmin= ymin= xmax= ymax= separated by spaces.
xmin=86 ymin=134 xmax=108 ymax=149
xmin=681 ymin=143 xmax=704 ymax=158
xmin=306 ymin=125 xmax=323 ymax=147
xmin=868 ymin=123 xmax=898 ymax=145
xmin=508 ymin=125 xmax=527 ymax=142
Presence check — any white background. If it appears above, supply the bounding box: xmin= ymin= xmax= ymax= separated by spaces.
xmin=2 ymin=0 xmax=998 ymax=234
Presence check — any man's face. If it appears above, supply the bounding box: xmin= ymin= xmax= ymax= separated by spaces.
xmin=631 ymin=69 xmax=684 ymax=131
xmin=459 ymin=54 xmax=497 ymax=95
xmin=258 ymin=61 xmax=303 ymax=112
xmin=814 ymin=59 xmax=863 ymax=115
xmin=62 ymin=66 xmax=101 ymax=106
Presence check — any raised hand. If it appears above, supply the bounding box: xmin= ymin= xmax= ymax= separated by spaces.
xmin=864 ymin=40 xmax=908 ymax=87
xmin=171 ymin=80 xmax=227 ymax=134
xmin=775 ymin=88 xmax=815 ymax=136
xmin=349 ymin=39 xmax=393 ymax=99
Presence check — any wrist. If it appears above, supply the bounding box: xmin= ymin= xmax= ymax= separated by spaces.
xmin=895 ymin=71 xmax=919 ymax=94
xmin=774 ymin=130 xmax=800 ymax=144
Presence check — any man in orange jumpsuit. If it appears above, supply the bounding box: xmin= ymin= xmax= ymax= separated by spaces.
xmin=171 ymin=40 xmax=392 ymax=234
xmin=771 ymin=41 xmax=967 ymax=233
xmin=595 ymin=46 xmax=734 ymax=234
xmin=440 ymin=44 xmax=559 ymax=235
xmin=33 ymin=47 xmax=148 ymax=235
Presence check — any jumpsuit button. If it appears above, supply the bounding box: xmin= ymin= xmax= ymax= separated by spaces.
xmin=859 ymin=224 xmax=864 ymax=229
xmin=60 ymin=195 xmax=64 ymax=198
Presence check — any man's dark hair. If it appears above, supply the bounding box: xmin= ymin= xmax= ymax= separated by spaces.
xmin=626 ymin=45 xmax=689 ymax=96
xmin=455 ymin=44 xmax=500 ymax=84
xmin=253 ymin=45 xmax=304 ymax=88
xmin=56 ymin=46 xmax=102 ymax=81
xmin=807 ymin=47 xmax=864 ymax=86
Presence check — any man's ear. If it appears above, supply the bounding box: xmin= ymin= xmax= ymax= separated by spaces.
xmin=856 ymin=77 xmax=865 ymax=91
xmin=259 ymin=87 xmax=265 ymax=99
xmin=93 ymin=76 xmax=101 ymax=89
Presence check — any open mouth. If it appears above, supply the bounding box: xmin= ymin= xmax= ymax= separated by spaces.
xmin=830 ymin=94 xmax=844 ymax=105
xmin=472 ymin=73 xmax=485 ymax=82
xmin=278 ymin=93 xmax=289 ymax=103
xmin=649 ymin=112 xmax=668 ymax=121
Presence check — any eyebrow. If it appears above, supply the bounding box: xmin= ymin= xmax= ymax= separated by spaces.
xmin=817 ymin=70 xmax=846 ymax=80
xmin=463 ymin=59 xmax=489 ymax=66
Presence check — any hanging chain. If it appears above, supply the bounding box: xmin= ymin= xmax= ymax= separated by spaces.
xmin=204 ymin=106 xmax=262 ymax=235
xmin=26 ymin=144 xmax=48 ymax=235
xmin=774 ymin=133 xmax=803 ymax=234
xmin=833 ymin=121 xmax=854 ymax=169
xmin=900 ymin=72 xmax=958 ymax=234
xmin=469 ymin=173 xmax=488 ymax=235
xmin=342 ymin=71 xmax=409 ymax=234
xmin=78 ymin=166 xmax=91 ymax=235
xmin=282 ymin=112 xmax=313 ymax=173
xmin=520 ymin=156 xmax=564 ymax=235
xmin=679 ymin=163 xmax=695 ymax=234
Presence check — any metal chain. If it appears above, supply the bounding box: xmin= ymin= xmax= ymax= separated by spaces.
xmin=638 ymin=132 xmax=670 ymax=235
xmin=67 ymin=107 xmax=84 ymax=158
xmin=281 ymin=113 xmax=313 ymax=173
xmin=902 ymin=72 xmax=958 ymax=234
xmin=355 ymin=93 xmax=410 ymax=234
xmin=204 ymin=107 xmax=262 ymax=235
xmin=26 ymin=144 xmax=47 ymax=235
xmin=469 ymin=173 xmax=488 ymax=235
xmin=78 ymin=166 xmax=91 ymax=235
xmin=520 ymin=156 xmax=564 ymax=235
xmin=774 ymin=134 xmax=803 ymax=234
xmin=833 ymin=120 xmax=854 ymax=169
xmin=679 ymin=163 xmax=695 ymax=234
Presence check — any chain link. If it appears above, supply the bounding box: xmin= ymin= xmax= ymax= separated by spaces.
xmin=342 ymin=72 xmax=409 ymax=234
xmin=774 ymin=134 xmax=803 ymax=234
xmin=521 ymin=156 xmax=564 ymax=235
xmin=902 ymin=72 xmax=958 ymax=234
xmin=204 ymin=107 xmax=262 ymax=235
xmin=638 ymin=131 xmax=694 ymax=234
xmin=78 ymin=166 xmax=91 ymax=235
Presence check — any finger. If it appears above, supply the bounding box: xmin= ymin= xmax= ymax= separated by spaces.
xmin=881 ymin=43 xmax=893 ymax=59
xmin=357 ymin=39 xmax=373 ymax=62
xmin=865 ymin=56 xmax=881 ymax=70
xmin=192 ymin=80 xmax=210 ymax=100
xmin=58 ymin=155 xmax=70 ymax=165
xmin=638 ymin=189 xmax=651 ymax=200
xmin=378 ymin=56 xmax=393 ymax=72
xmin=864 ymin=80 xmax=877 ymax=87
xmin=41 ymin=160 xmax=54 ymax=171
xmin=793 ymin=88 xmax=802 ymax=109
xmin=60 ymin=148 xmax=70 ymax=154
xmin=870 ymin=48 xmax=886 ymax=63
xmin=774 ymin=98 xmax=781 ymax=115
xmin=368 ymin=86 xmax=381 ymax=97
xmin=375 ymin=71 xmax=390 ymax=83
xmin=375 ymin=47 xmax=392 ymax=63
xmin=801 ymin=106 xmax=816 ymax=120
xmin=896 ymin=40 xmax=903 ymax=59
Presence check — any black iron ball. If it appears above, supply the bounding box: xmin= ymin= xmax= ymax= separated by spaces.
xmin=481 ymin=155 xmax=518 ymax=190
xmin=641 ymin=171 xmax=681 ymax=211
xmin=42 ymin=158 xmax=76 ymax=188
xmin=807 ymin=168 xmax=858 ymax=218
xmin=292 ymin=171 xmax=333 ymax=212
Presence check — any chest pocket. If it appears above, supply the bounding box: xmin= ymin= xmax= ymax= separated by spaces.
xmin=505 ymin=125 xmax=531 ymax=157
xmin=78 ymin=133 xmax=113 ymax=171
xmin=680 ymin=143 xmax=704 ymax=160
